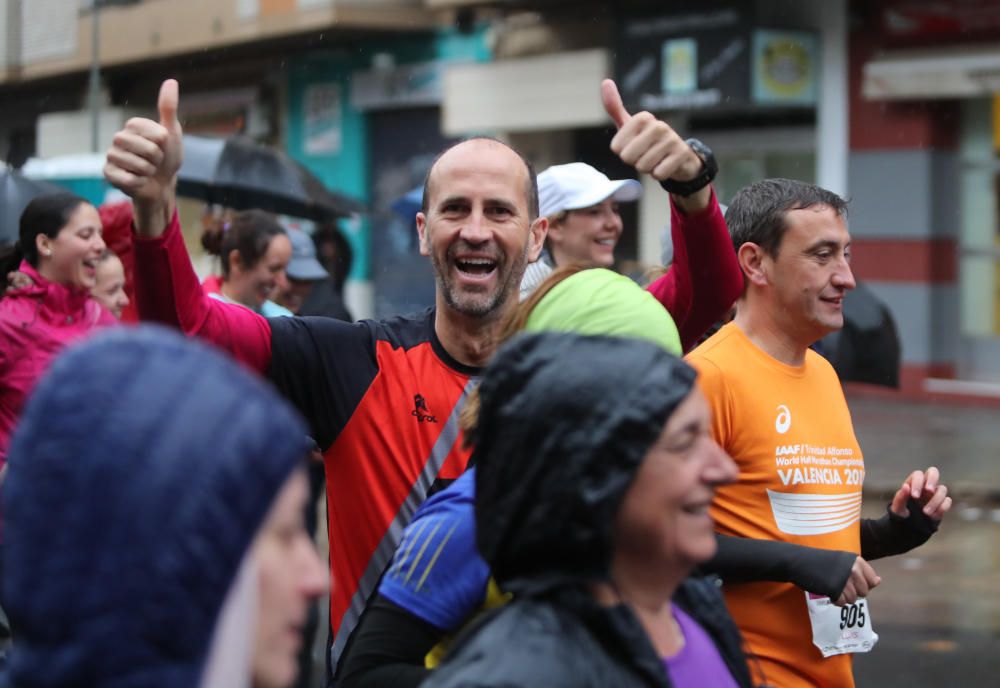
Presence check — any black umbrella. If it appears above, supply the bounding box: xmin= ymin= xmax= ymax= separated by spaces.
xmin=1 ymin=167 xmax=66 ymax=245
xmin=177 ymin=135 xmax=364 ymax=221
xmin=822 ymin=281 xmax=901 ymax=388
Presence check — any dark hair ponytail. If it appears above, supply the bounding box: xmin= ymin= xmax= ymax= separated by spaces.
xmin=0 ymin=192 xmax=89 ymax=279
xmin=0 ymin=241 xmax=24 ymax=284
xmin=200 ymin=218 xmax=226 ymax=256
xmin=204 ymin=209 xmax=285 ymax=279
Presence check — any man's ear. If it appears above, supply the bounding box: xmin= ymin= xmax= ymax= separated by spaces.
xmin=416 ymin=212 xmax=430 ymax=257
xmin=527 ymin=216 xmax=548 ymax=263
xmin=737 ymin=242 xmax=769 ymax=287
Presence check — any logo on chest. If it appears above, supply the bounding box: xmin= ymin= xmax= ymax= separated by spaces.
xmin=411 ymin=394 xmax=438 ymax=424
xmin=775 ymin=404 xmax=791 ymax=434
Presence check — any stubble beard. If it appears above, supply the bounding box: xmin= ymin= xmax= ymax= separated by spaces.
xmin=432 ymin=241 xmax=531 ymax=319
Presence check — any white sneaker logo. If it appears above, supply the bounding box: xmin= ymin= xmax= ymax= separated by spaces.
xmin=775 ymin=405 xmax=791 ymax=434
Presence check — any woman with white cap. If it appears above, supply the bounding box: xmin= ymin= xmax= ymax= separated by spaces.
xmin=520 ymin=83 xmax=743 ymax=353
xmin=526 ymin=162 xmax=642 ymax=280
xmin=521 ymin=157 xmax=741 ymax=353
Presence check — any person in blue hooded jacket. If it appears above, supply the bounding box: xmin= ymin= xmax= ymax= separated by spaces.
xmin=1 ymin=325 xmax=327 ymax=688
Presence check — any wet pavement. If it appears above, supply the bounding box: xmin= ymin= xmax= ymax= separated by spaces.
xmin=848 ymin=396 xmax=1000 ymax=686
xmin=852 ymin=503 xmax=1000 ymax=687
xmin=848 ymin=395 xmax=1000 ymax=500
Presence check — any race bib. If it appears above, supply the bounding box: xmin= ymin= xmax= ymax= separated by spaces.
xmin=805 ymin=592 xmax=879 ymax=658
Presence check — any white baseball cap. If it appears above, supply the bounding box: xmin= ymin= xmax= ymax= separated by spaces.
xmin=537 ymin=163 xmax=643 ymax=219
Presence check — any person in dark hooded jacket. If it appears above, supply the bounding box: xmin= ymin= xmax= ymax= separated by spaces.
xmin=1 ymin=325 xmax=327 ymax=688
xmin=424 ymin=332 xmax=754 ymax=688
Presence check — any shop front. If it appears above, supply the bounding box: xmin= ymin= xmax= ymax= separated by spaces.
xmin=858 ymin=0 xmax=1000 ymax=392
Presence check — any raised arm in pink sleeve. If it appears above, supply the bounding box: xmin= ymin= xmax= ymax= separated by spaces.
xmin=132 ymin=211 xmax=273 ymax=373
xmin=646 ymin=188 xmax=743 ymax=352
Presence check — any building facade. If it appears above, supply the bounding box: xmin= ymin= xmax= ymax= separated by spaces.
xmin=5 ymin=0 xmax=999 ymax=396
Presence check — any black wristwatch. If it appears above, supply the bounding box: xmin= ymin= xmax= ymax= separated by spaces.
xmin=659 ymin=138 xmax=718 ymax=197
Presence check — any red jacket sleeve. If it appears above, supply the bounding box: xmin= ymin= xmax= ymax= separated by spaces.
xmin=646 ymin=188 xmax=743 ymax=352
xmin=132 ymin=212 xmax=272 ymax=373
xmin=99 ymin=201 xmax=138 ymax=323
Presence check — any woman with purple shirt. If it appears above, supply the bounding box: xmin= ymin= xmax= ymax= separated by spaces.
xmin=424 ymin=332 xmax=756 ymax=688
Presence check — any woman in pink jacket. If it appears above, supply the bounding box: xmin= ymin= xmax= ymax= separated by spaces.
xmin=0 ymin=192 xmax=116 ymax=466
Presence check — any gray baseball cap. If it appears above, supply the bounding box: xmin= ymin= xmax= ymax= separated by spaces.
xmin=285 ymin=228 xmax=329 ymax=282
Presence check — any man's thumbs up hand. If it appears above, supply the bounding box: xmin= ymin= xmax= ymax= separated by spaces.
xmin=104 ymin=79 xmax=184 ymax=234
xmin=601 ymin=79 xmax=632 ymax=129
xmin=157 ymin=78 xmax=180 ymax=131
xmin=600 ymin=78 xmax=704 ymax=185
xmin=155 ymin=78 xmax=184 ymax=187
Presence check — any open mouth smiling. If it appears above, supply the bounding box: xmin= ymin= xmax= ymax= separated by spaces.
xmin=454 ymin=257 xmax=498 ymax=281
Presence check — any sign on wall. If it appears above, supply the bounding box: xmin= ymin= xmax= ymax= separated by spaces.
xmin=350 ymin=61 xmax=446 ymax=111
xmin=615 ymin=7 xmax=817 ymax=112
xmin=616 ymin=7 xmax=749 ymax=111
xmin=753 ymin=30 xmax=818 ymax=106
xmin=303 ymin=83 xmax=343 ymax=155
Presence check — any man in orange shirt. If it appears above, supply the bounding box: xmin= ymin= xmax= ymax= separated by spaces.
xmin=687 ymin=179 xmax=952 ymax=687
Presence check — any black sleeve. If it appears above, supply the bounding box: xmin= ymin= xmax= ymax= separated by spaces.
xmin=337 ymin=595 xmax=444 ymax=688
xmin=702 ymin=534 xmax=856 ymax=600
xmin=860 ymin=497 xmax=939 ymax=561
xmin=267 ymin=316 xmax=378 ymax=451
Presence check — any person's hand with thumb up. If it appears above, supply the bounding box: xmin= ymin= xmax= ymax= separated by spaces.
xmin=104 ymin=79 xmax=184 ymax=236
xmin=600 ymin=79 xmax=712 ymax=212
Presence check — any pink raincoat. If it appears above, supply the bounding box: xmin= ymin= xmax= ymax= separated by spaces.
xmin=0 ymin=261 xmax=117 ymax=466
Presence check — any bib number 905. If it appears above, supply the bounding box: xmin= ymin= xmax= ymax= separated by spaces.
xmin=840 ymin=602 xmax=866 ymax=629
xmin=807 ymin=592 xmax=878 ymax=658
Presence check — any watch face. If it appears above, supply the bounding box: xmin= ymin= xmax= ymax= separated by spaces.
xmin=659 ymin=139 xmax=718 ymax=197
xmin=687 ymin=139 xmax=718 ymax=176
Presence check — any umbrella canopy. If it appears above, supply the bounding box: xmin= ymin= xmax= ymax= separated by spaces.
xmin=177 ymin=135 xmax=364 ymax=221
xmin=823 ymin=281 xmax=901 ymax=388
xmin=0 ymin=167 xmax=66 ymax=245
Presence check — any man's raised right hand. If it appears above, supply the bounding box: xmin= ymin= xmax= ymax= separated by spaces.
xmin=104 ymin=79 xmax=184 ymax=235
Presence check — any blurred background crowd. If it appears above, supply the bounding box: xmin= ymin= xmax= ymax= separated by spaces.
xmin=1 ymin=0 xmax=999 ymax=396
xmin=1 ymin=1 xmax=999 ymax=686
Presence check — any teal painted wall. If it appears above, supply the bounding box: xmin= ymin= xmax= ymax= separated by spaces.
xmin=284 ymin=27 xmax=490 ymax=280
xmin=286 ymin=55 xmax=370 ymax=279
xmin=48 ymin=178 xmax=110 ymax=207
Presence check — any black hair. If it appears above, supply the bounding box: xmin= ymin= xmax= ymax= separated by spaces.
xmin=726 ymin=178 xmax=848 ymax=258
xmin=312 ymin=224 xmax=353 ymax=294
xmin=0 ymin=192 xmax=91 ymax=278
xmin=201 ymin=209 xmax=286 ymax=279
xmin=420 ymin=136 xmax=540 ymax=220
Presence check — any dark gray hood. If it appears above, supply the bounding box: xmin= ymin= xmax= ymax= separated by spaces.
xmin=471 ymin=332 xmax=696 ymax=594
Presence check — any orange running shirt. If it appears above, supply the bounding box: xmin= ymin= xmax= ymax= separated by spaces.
xmin=687 ymin=323 xmax=864 ymax=688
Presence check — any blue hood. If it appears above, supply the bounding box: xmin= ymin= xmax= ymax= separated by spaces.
xmin=2 ymin=326 xmax=309 ymax=687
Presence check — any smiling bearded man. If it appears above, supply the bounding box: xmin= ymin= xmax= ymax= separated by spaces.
xmin=419 ymin=138 xmax=538 ymax=320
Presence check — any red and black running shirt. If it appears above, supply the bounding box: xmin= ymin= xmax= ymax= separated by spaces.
xmin=269 ymin=311 xmax=477 ymax=665
xmin=133 ymin=215 xmax=478 ymax=670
